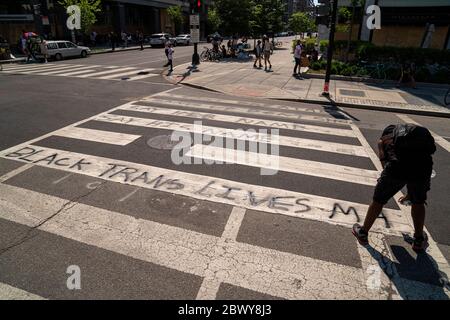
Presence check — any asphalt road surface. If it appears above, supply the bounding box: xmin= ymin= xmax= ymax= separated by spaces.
xmin=0 ymin=50 xmax=449 ymax=300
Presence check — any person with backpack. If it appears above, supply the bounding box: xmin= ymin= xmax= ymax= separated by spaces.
xmin=352 ymin=124 xmax=436 ymax=251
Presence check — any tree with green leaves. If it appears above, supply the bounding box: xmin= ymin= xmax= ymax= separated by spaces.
xmin=58 ymin=0 xmax=101 ymax=35
xmin=207 ymin=8 xmax=222 ymax=34
xmin=288 ymin=12 xmax=316 ymax=37
xmin=167 ymin=5 xmax=184 ymax=35
xmin=250 ymin=0 xmax=285 ymax=38
xmin=345 ymin=0 xmax=365 ymax=62
xmin=213 ymin=0 xmax=252 ymax=36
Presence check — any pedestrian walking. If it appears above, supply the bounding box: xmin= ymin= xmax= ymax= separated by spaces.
xmin=352 ymin=124 xmax=436 ymax=251
xmin=253 ymin=40 xmax=262 ymax=69
xmin=262 ymin=35 xmax=272 ymax=71
xmin=109 ymin=31 xmax=116 ymax=51
xmin=121 ymin=30 xmax=127 ymax=48
xmin=293 ymin=40 xmax=302 ymax=76
xmin=90 ymin=31 xmax=97 ymax=47
xmin=39 ymin=39 xmax=48 ymax=63
xmin=138 ymin=31 xmax=144 ymax=50
xmin=164 ymin=43 xmax=174 ymax=73
xmin=164 ymin=42 xmax=170 ymax=65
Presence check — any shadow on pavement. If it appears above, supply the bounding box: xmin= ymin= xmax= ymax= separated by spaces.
xmin=364 ymin=238 xmax=450 ymax=300
xmin=362 ymin=81 xmax=448 ymax=107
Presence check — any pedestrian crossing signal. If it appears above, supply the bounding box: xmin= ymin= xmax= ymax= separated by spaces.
xmin=190 ymin=0 xmax=201 ymax=13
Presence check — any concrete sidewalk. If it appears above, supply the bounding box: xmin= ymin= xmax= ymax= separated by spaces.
xmin=166 ymin=40 xmax=450 ymax=118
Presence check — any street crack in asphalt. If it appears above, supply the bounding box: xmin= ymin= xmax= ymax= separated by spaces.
xmin=0 ymin=181 xmax=107 ymax=256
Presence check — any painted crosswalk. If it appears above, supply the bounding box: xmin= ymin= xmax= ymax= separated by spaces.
xmin=0 ymin=88 xmax=448 ymax=300
xmin=0 ymin=63 xmax=160 ymax=81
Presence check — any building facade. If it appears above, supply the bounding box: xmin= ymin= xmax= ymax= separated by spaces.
xmin=0 ymin=0 xmax=211 ymax=47
xmin=335 ymin=0 xmax=450 ymax=50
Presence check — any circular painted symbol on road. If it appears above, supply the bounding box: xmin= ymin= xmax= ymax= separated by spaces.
xmin=146 ymin=135 xmax=179 ymax=150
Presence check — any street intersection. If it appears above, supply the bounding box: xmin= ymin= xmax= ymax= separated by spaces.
xmin=0 ymin=47 xmax=449 ymax=300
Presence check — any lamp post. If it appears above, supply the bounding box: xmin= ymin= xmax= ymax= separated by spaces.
xmin=190 ymin=0 xmax=201 ymax=67
xmin=322 ymin=0 xmax=338 ymax=97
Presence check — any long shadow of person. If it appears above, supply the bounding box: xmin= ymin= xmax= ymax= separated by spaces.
xmin=364 ymin=235 xmax=449 ymax=300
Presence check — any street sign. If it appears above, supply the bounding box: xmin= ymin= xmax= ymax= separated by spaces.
xmin=190 ymin=28 xmax=200 ymax=43
xmin=190 ymin=14 xmax=199 ymax=26
xmin=190 ymin=14 xmax=200 ymax=44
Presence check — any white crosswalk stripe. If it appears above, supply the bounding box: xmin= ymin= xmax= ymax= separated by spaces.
xmin=121 ymin=104 xmax=356 ymax=137
xmin=54 ymin=127 xmax=141 ymax=146
xmin=0 ymin=63 xmax=161 ymax=81
xmin=22 ymin=64 xmax=86 ymax=74
xmin=94 ymin=113 xmax=368 ymax=157
xmin=40 ymin=65 xmax=101 ymax=75
xmin=0 ymin=63 xmax=72 ymax=71
xmin=186 ymin=144 xmax=379 ymax=185
xmin=1 ymin=90 xmax=448 ymax=300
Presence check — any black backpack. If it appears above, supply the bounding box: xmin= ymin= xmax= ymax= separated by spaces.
xmin=391 ymin=124 xmax=436 ymax=161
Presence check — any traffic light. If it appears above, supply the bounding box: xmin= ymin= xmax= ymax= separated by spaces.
xmin=190 ymin=0 xmax=202 ymax=14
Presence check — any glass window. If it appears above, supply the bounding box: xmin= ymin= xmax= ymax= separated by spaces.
xmin=66 ymin=42 xmax=76 ymax=48
xmin=47 ymin=43 xmax=58 ymax=50
xmin=57 ymin=42 xmax=67 ymax=49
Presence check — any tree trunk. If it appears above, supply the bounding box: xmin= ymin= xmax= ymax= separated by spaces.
xmin=345 ymin=5 xmax=356 ymax=63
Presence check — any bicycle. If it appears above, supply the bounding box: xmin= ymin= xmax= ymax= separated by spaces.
xmin=200 ymin=47 xmax=223 ymax=62
xmin=444 ymin=87 xmax=450 ymax=107
xmin=363 ymin=62 xmax=387 ymax=84
xmin=348 ymin=60 xmax=399 ymax=85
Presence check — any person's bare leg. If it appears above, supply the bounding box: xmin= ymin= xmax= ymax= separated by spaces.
xmin=411 ymin=204 xmax=425 ymax=238
xmin=362 ymin=201 xmax=384 ymax=232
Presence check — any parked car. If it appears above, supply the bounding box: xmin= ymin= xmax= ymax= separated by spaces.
xmin=149 ymin=33 xmax=177 ymax=47
xmin=176 ymin=34 xmax=191 ymax=46
xmin=35 ymin=40 xmax=90 ymax=61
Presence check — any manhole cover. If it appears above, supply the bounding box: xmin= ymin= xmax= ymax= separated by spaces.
xmin=146 ymin=135 xmax=179 ymax=150
xmin=339 ymin=89 xmax=366 ymax=97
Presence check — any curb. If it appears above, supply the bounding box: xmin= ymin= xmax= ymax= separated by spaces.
xmin=304 ymin=72 xmax=449 ymax=89
xmin=277 ymin=97 xmax=450 ymax=119
xmin=176 ymin=81 xmax=450 ymax=119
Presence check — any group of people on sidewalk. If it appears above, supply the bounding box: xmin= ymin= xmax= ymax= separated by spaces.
xmin=90 ymin=30 xmax=145 ymax=51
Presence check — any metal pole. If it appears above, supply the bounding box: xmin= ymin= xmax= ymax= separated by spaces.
xmin=322 ymin=0 xmax=338 ymax=97
xmin=192 ymin=42 xmax=200 ymax=66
